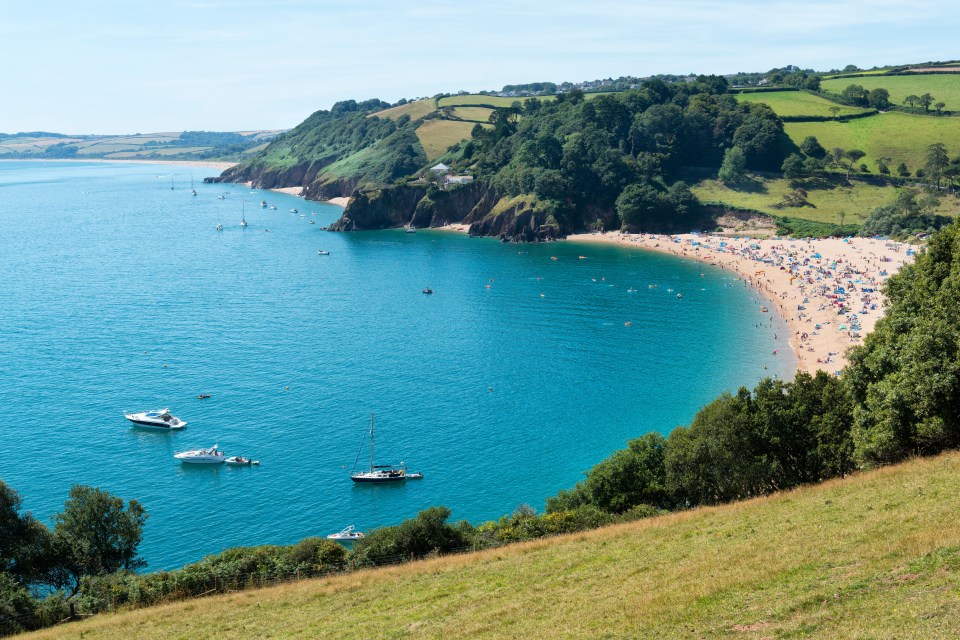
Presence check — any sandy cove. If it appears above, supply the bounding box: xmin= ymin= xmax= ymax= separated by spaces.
xmin=241 ymin=182 xmax=349 ymax=208
xmin=567 ymin=232 xmax=916 ymax=376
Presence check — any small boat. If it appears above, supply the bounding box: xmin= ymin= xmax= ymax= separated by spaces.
xmin=261 ymin=200 xmax=267 ymax=208
xmin=422 ymin=288 xmax=433 ymax=294
xmin=327 ymin=525 xmax=365 ymax=541
xmin=125 ymin=409 xmax=187 ymax=430
xmin=217 ymin=195 xmax=225 ymax=200
xmin=318 ymin=250 xmax=330 ymax=255
xmin=350 ymin=414 xmax=419 ymax=483
xmin=174 ymin=444 xmax=225 ymax=464
xmin=225 ymin=456 xmax=260 ymax=466
xmin=269 ymin=205 xmax=278 ymax=210
xmin=405 ymin=225 xmax=417 ymax=233
xmin=309 ymin=220 xmax=315 ymax=224
xmin=677 ymin=293 xmax=683 ymax=299
xmin=191 ymin=189 xmax=198 ymax=197
xmin=760 ymin=306 xmax=769 ymax=313
xmin=216 ymin=224 xmax=223 ymax=231
xmin=291 ymin=208 xmax=299 ymax=214
xmin=404 ymin=471 xmax=424 ymax=479
xmin=197 ymin=394 xmax=211 ymax=400
xmin=240 ymin=219 xmax=248 ymax=228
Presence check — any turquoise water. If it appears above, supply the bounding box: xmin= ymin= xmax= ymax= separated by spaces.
xmin=0 ymin=161 xmax=792 ymax=570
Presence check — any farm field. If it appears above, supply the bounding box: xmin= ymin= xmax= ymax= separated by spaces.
xmin=784 ymin=111 xmax=960 ymax=172
xmin=693 ymin=176 xmax=960 ymax=225
xmin=735 ymin=90 xmax=872 ymax=117
xmin=438 ymin=92 xmax=609 ymax=108
xmin=821 ymin=74 xmax=960 ymax=111
xmin=369 ymin=99 xmax=437 ymax=121
xmin=450 ymin=106 xmax=494 ymax=122
xmin=27 ymin=451 xmax=960 ymax=640
xmin=415 ymin=119 xmax=481 ymax=160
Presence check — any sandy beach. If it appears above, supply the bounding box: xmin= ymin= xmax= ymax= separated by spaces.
xmin=568 ymin=232 xmax=916 ymax=376
xmin=240 ymin=183 xmax=348 ymax=208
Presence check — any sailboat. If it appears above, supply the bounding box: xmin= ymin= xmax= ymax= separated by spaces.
xmin=350 ymin=414 xmax=422 ymax=483
xmin=240 ymin=199 xmax=248 ymax=227
xmin=190 ymin=174 xmax=197 ymax=196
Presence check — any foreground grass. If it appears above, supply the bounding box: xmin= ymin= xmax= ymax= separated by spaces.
xmin=821 ymin=74 xmax=960 ymax=111
xmin=29 ymin=451 xmax=960 ymax=639
xmin=785 ymin=111 xmax=960 ymax=172
xmin=736 ymin=91 xmax=871 ymax=118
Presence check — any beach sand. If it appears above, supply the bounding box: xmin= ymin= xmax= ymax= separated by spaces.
xmin=568 ymin=232 xmax=915 ymax=376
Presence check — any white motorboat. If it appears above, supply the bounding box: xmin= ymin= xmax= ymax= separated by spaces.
xmin=125 ymin=409 xmax=187 ymax=430
xmin=318 ymin=250 xmax=330 ymax=255
xmin=327 ymin=525 xmax=365 ymax=541
xmin=261 ymin=200 xmax=268 ymax=208
xmin=291 ymin=208 xmax=299 ymax=214
xmin=269 ymin=205 xmax=278 ymax=210
xmin=225 ymin=455 xmax=260 ymax=466
xmin=174 ymin=444 xmax=224 ymax=464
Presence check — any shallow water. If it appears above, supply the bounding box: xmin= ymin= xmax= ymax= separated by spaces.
xmin=0 ymin=161 xmax=792 ymax=569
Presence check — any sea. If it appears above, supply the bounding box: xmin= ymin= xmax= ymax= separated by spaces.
xmin=0 ymin=161 xmax=793 ymax=570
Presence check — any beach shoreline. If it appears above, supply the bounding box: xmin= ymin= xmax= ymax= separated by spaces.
xmin=566 ymin=231 xmax=914 ymax=376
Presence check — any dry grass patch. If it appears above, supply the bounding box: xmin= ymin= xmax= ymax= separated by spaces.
xmin=414 ymin=120 xmax=479 ymax=161
xmin=369 ymin=99 xmax=437 ymax=121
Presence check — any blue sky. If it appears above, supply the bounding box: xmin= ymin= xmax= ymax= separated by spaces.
xmin=2 ymin=0 xmax=958 ymax=134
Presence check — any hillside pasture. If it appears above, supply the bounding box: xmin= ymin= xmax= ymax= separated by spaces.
xmin=438 ymin=92 xmax=610 ymax=109
xmin=449 ymin=106 xmax=494 ymax=123
xmin=821 ymin=74 xmax=960 ymax=111
xmin=690 ymin=176 xmax=955 ymax=225
xmin=369 ymin=99 xmax=437 ymax=122
xmin=784 ymin=111 xmax=960 ymax=172
xmin=26 ymin=451 xmax=960 ymax=640
xmin=735 ymin=90 xmax=872 ymax=118
xmin=415 ymin=120 xmax=481 ymax=160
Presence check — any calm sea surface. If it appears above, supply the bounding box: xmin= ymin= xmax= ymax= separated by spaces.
xmin=0 ymin=161 xmax=792 ymax=570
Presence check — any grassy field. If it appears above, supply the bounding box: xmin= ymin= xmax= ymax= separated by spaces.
xmin=693 ymin=175 xmax=960 ymax=225
xmin=735 ymin=91 xmax=871 ymax=117
xmin=29 ymin=451 xmax=960 ymax=639
xmin=369 ymin=99 xmax=437 ymax=121
xmin=821 ymin=74 xmax=960 ymax=110
xmin=415 ymin=120 xmax=483 ymax=161
xmin=784 ymin=111 xmax=960 ymax=171
xmin=438 ymin=92 xmax=609 ymax=109
xmin=450 ymin=106 xmax=495 ymax=122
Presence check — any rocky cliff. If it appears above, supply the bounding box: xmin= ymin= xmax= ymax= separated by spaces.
xmin=329 ymin=182 xmax=566 ymax=241
xmin=204 ymin=161 xmax=358 ymax=200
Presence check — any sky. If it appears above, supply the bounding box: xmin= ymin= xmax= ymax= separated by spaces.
xmin=2 ymin=0 xmax=959 ymax=134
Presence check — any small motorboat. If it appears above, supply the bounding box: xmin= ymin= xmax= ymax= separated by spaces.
xmin=225 ymin=456 xmax=260 ymax=466
xmin=261 ymin=200 xmax=268 ymax=208
xmin=269 ymin=205 xmax=278 ymax=210
xmin=125 ymin=409 xmax=187 ymax=430
xmin=404 ymin=471 xmax=424 ymax=479
xmin=216 ymin=224 xmax=223 ymax=231
xmin=191 ymin=189 xmax=198 ymax=197
xmin=422 ymin=288 xmax=433 ymax=294
xmin=197 ymin=394 xmax=211 ymax=400
xmin=291 ymin=208 xmax=299 ymax=214
xmin=327 ymin=525 xmax=365 ymax=541
xmin=309 ymin=220 xmax=315 ymax=224
xmin=174 ymin=444 xmax=224 ymax=464
xmin=318 ymin=250 xmax=330 ymax=255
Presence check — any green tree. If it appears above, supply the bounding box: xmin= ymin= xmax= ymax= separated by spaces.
xmin=876 ymin=156 xmax=891 ymax=175
xmin=935 ymin=101 xmax=946 ymax=114
xmin=867 ymin=88 xmax=890 ymax=109
xmin=53 ymin=485 xmax=147 ymax=595
xmin=925 ymin=142 xmax=949 ymax=187
xmin=781 ymin=153 xmax=805 ymax=179
xmin=616 ymin=182 xmax=664 ymax=229
xmin=843 ymin=149 xmax=866 ymax=178
xmin=349 ymin=506 xmax=469 ymax=567
xmin=828 ymin=106 xmax=841 ymax=120
xmin=800 ymin=135 xmax=826 ymax=158
xmin=0 ymin=480 xmax=56 ymax=587
xmin=580 ymin=433 xmax=669 ymax=513
xmin=904 ymin=95 xmax=920 ymax=108
xmin=897 ymin=162 xmax=910 ymax=177
xmin=841 ymin=84 xmax=869 ymax=106
xmin=919 ymin=93 xmax=934 ymax=112
xmin=830 ymin=146 xmax=845 ymax=168
xmin=717 ymin=146 xmax=747 ymax=184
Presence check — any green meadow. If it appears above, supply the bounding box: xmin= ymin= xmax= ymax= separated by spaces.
xmin=821 ymin=74 xmax=960 ymax=110
xmin=735 ymin=90 xmax=871 ymax=117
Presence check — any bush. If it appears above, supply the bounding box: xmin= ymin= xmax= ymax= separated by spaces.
xmin=349 ymin=507 xmax=471 ymax=568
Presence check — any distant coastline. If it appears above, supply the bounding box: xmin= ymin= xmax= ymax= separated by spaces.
xmin=0 ymin=157 xmax=238 ymax=170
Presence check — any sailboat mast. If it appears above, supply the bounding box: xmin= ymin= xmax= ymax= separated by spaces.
xmin=369 ymin=414 xmax=375 ymax=473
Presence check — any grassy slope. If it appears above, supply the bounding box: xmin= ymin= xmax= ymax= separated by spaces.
xmin=784 ymin=111 xmax=960 ymax=171
xmin=415 ymin=120 xmax=485 ymax=161
xmin=735 ymin=91 xmax=871 ymax=117
xmin=821 ymin=74 xmax=960 ymax=110
xmin=29 ymin=451 xmax=960 ymax=639
xmin=368 ymin=99 xmax=437 ymax=121
xmin=438 ymin=92 xmax=609 ymax=108
xmin=693 ymin=177 xmax=960 ymax=225
xmin=450 ymin=106 xmax=494 ymax=122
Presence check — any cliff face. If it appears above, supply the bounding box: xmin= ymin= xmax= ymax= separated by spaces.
xmin=329 ymin=182 xmax=564 ymax=241
xmin=205 ymin=161 xmax=357 ymax=200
